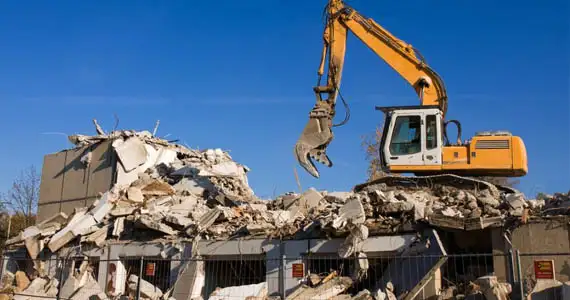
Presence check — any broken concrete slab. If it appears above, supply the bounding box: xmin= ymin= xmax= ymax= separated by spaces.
xmin=332 ymin=198 xmax=365 ymax=229
xmin=113 ymin=136 xmax=148 ymax=172
xmin=286 ymin=276 xmax=353 ymax=300
xmin=90 ymin=193 xmax=114 ymax=222
xmin=171 ymin=260 xmax=205 ymax=300
xmin=325 ymin=192 xmax=353 ymax=203
xmin=127 ymin=186 xmax=144 ymax=203
xmin=209 ymin=282 xmax=267 ymax=300
xmin=14 ymin=271 xmax=30 ymax=292
xmin=164 ymin=213 xmax=194 ymax=228
xmin=298 ymin=188 xmax=323 ymax=212
xmin=173 ymin=177 xmax=213 ymax=196
xmin=110 ymin=206 xmax=136 ymax=217
xmin=128 ymin=275 xmax=163 ymax=300
xmin=138 ymin=215 xmax=177 ymax=235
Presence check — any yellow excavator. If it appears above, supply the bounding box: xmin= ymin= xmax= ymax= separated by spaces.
xmin=294 ymin=0 xmax=527 ymax=190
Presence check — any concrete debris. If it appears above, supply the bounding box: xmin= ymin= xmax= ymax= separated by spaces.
xmin=16 ymin=127 xmax=570 ymax=255
xmin=287 ymin=276 xmax=353 ymax=299
xmin=12 ymin=277 xmax=59 ymax=300
xmin=128 ymin=275 xmax=163 ymax=300
xmin=7 ymin=126 xmax=570 ymax=300
xmin=467 ymin=275 xmax=512 ymax=300
xmin=14 ymin=272 xmax=30 ymax=292
xmin=208 ymin=282 xmax=267 ymax=300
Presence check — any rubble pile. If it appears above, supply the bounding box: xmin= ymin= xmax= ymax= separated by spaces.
xmin=527 ymin=191 xmax=570 ymax=215
xmin=3 ymin=125 xmax=568 ymax=300
xmin=6 ymin=128 xmax=568 ymax=262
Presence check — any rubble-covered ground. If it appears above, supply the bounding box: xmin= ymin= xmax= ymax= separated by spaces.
xmin=3 ymin=125 xmax=569 ymax=300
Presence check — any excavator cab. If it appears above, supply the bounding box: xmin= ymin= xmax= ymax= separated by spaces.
xmin=376 ymin=106 xmax=528 ymax=177
xmin=377 ymin=106 xmax=443 ymax=173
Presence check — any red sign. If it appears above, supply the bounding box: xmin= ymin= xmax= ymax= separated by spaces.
xmin=145 ymin=263 xmax=156 ymax=276
xmin=292 ymin=263 xmax=304 ymax=278
xmin=534 ymin=260 xmax=555 ymax=280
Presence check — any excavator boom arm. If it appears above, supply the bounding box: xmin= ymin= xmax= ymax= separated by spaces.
xmin=295 ymin=0 xmax=448 ymax=178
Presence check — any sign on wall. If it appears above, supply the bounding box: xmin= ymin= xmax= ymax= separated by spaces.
xmin=292 ymin=263 xmax=304 ymax=278
xmin=533 ymin=260 xmax=555 ymax=280
xmin=146 ymin=263 xmax=156 ymax=276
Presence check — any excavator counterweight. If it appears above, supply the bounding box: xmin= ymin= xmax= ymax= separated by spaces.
xmin=294 ymin=0 xmax=528 ymax=180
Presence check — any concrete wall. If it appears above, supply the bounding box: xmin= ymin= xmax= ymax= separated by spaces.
xmin=493 ymin=217 xmax=570 ymax=284
xmin=37 ymin=141 xmax=116 ymax=223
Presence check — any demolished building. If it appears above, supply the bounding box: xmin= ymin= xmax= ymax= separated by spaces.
xmin=1 ymin=122 xmax=569 ymax=300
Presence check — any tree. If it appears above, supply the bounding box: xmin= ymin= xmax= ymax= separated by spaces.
xmin=1 ymin=165 xmax=40 ymax=227
xmin=360 ymin=126 xmax=389 ymax=181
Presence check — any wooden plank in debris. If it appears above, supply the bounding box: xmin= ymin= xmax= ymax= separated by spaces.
xmin=428 ymin=214 xmax=465 ymax=230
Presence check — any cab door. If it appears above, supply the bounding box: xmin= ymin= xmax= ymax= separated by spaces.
xmin=383 ymin=111 xmax=425 ymax=166
xmin=422 ymin=112 xmax=443 ymax=166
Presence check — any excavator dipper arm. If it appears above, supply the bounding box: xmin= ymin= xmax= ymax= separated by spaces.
xmin=295 ymin=0 xmax=448 ymax=178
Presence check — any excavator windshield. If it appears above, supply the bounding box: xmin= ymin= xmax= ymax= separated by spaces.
xmin=389 ymin=116 xmax=422 ymax=155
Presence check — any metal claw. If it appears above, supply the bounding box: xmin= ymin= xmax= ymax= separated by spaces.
xmin=294 ymin=114 xmax=334 ymax=178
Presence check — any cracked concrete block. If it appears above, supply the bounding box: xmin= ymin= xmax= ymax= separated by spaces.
xmin=141 ymin=179 xmax=176 ymax=196
xmin=325 ymin=192 xmax=353 ymax=203
xmin=127 ymin=186 xmax=144 ymax=203
xmin=246 ymin=223 xmax=275 ymax=235
xmin=286 ymin=277 xmax=352 ymax=300
xmin=113 ymin=137 xmax=148 ymax=172
xmin=477 ymin=190 xmax=500 ymax=208
xmin=22 ymin=226 xmax=41 ymax=239
xmin=506 ymin=193 xmax=526 ymax=216
xmin=110 ymin=206 xmax=136 ymax=217
xmin=164 ymin=214 xmax=194 ymax=228
xmin=2 ymin=271 xmax=15 ymax=289
xmin=138 ymin=215 xmax=177 ymax=235
xmin=332 ymin=198 xmax=365 ymax=229
xmin=194 ymin=207 xmax=222 ymax=233
xmin=128 ymin=275 xmax=163 ymax=300
xmin=352 ymin=289 xmax=373 ymax=300
xmin=473 ymin=276 xmax=511 ymax=300
xmin=209 ymin=282 xmax=267 ymax=300
xmin=174 ymin=177 xmax=214 ymax=196
xmin=112 ymin=217 xmax=125 ymax=237
xmin=37 ymin=212 xmax=68 ymax=229
xmin=48 ymin=212 xmax=96 ymax=252
xmin=171 ymin=196 xmax=198 ymax=215
xmin=299 ymin=188 xmax=322 ymax=211
xmin=13 ymin=277 xmax=48 ymax=300
xmin=24 ymin=235 xmax=42 ymax=260
xmin=272 ymin=210 xmax=291 ymax=228
xmin=90 ymin=193 xmax=113 ymax=222
xmin=155 ymin=148 xmax=178 ymax=166
xmin=199 ymin=161 xmax=244 ymax=177
xmin=14 ymin=272 xmax=29 ymax=292
xmin=381 ymin=201 xmax=414 ymax=214
xmin=86 ymin=225 xmax=109 ymax=246
xmin=71 ymin=215 xmax=98 ymax=236
xmin=70 ymin=273 xmax=104 ymax=300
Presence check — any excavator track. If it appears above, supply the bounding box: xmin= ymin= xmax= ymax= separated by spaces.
xmin=353 ymin=173 xmax=518 ymax=197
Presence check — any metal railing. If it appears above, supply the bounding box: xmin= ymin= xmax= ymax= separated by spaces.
xmin=0 ymin=251 xmax=568 ymax=300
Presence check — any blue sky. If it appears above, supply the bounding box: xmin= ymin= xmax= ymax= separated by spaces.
xmin=0 ymin=0 xmax=568 ymax=199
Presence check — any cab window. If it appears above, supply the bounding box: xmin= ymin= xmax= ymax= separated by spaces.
xmin=389 ymin=115 xmax=421 ymax=155
xmin=426 ymin=115 xmax=437 ymax=149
